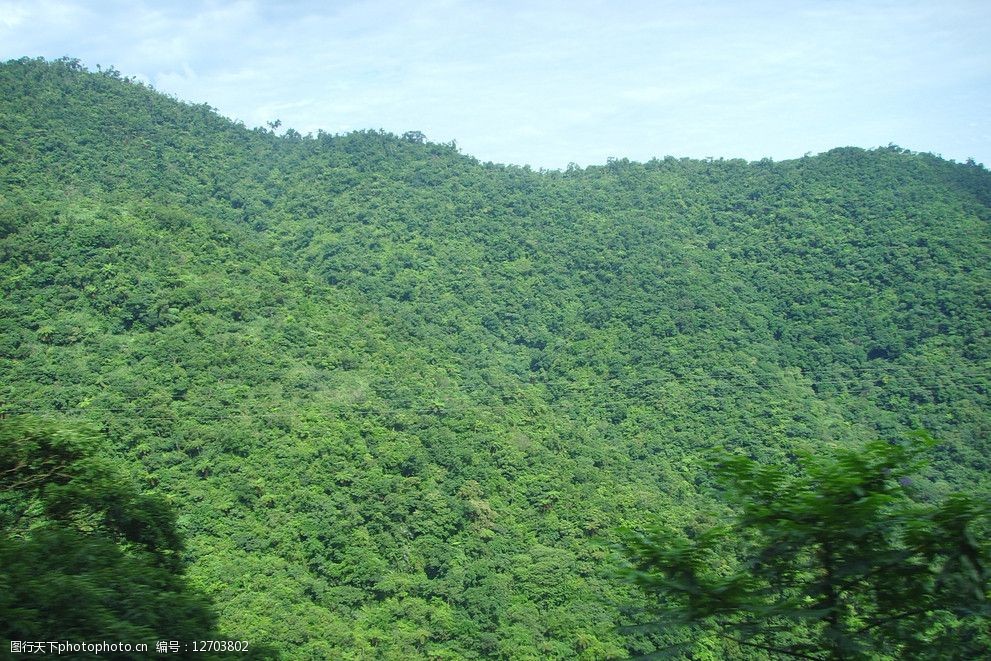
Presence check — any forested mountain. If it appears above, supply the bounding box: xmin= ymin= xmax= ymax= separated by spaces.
xmin=1 ymin=57 xmax=989 ymax=658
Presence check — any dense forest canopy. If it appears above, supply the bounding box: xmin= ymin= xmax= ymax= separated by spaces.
xmin=0 ymin=57 xmax=989 ymax=658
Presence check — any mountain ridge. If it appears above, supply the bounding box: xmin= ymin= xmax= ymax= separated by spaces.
xmin=1 ymin=56 xmax=989 ymax=658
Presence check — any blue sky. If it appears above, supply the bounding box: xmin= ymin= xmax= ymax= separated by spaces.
xmin=2 ymin=0 xmax=989 ymax=168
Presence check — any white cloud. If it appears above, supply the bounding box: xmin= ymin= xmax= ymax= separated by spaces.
xmin=0 ymin=2 xmax=29 ymax=29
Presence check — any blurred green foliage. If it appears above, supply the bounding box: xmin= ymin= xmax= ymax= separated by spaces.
xmin=620 ymin=434 xmax=990 ymax=659
xmin=0 ymin=417 xmax=224 ymax=657
xmin=0 ymin=57 xmax=989 ymax=658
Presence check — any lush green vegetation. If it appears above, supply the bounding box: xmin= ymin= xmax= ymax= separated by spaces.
xmin=0 ymin=57 xmax=988 ymax=658
xmin=620 ymin=434 xmax=990 ymax=659
xmin=1 ymin=418 xmax=221 ymax=656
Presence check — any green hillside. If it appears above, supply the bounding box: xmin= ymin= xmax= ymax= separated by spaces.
xmin=1 ymin=57 xmax=989 ymax=658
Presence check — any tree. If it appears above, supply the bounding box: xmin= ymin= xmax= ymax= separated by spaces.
xmin=0 ymin=418 xmax=221 ymax=652
xmin=619 ymin=434 xmax=990 ymax=659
